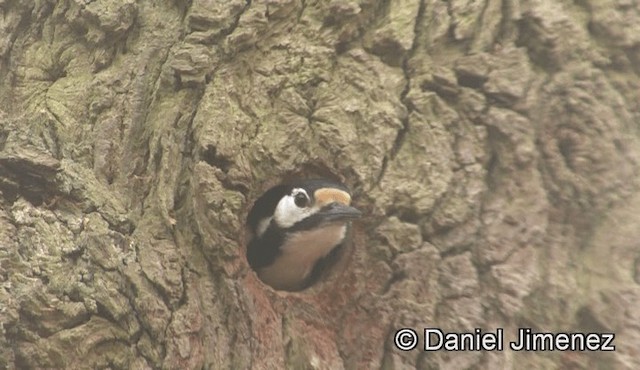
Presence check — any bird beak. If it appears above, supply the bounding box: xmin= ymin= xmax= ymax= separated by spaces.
xmin=319 ymin=202 xmax=362 ymax=222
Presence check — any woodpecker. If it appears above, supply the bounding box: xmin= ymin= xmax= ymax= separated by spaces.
xmin=246 ymin=179 xmax=361 ymax=291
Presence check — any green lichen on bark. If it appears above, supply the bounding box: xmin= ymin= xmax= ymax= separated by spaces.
xmin=1 ymin=0 xmax=639 ymax=369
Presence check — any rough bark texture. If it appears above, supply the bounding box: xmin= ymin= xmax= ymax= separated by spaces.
xmin=1 ymin=0 xmax=639 ymax=369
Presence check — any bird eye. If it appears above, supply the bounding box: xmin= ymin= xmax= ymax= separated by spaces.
xmin=294 ymin=192 xmax=309 ymax=208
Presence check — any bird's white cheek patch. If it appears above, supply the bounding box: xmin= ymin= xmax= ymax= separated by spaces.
xmin=273 ymin=195 xmax=315 ymax=228
xmin=257 ymin=224 xmax=347 ymax=291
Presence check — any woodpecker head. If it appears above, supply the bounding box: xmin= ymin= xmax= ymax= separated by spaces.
xmin=246 ymin=179 xmax=361 ymax=291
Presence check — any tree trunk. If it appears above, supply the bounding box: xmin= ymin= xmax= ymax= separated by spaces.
xmin=1 ymin=0 xmax=639 ymax=369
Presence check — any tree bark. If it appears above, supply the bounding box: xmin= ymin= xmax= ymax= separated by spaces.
xmin=1 ymin=0 xmax=639 ymax=369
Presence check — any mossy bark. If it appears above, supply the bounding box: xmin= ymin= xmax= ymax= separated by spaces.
xmin=1 ymin=0 xmax=639 ymax=369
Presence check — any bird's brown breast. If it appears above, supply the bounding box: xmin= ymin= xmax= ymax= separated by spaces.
xmin=256 ymin=224 xmax=347 ymax=291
